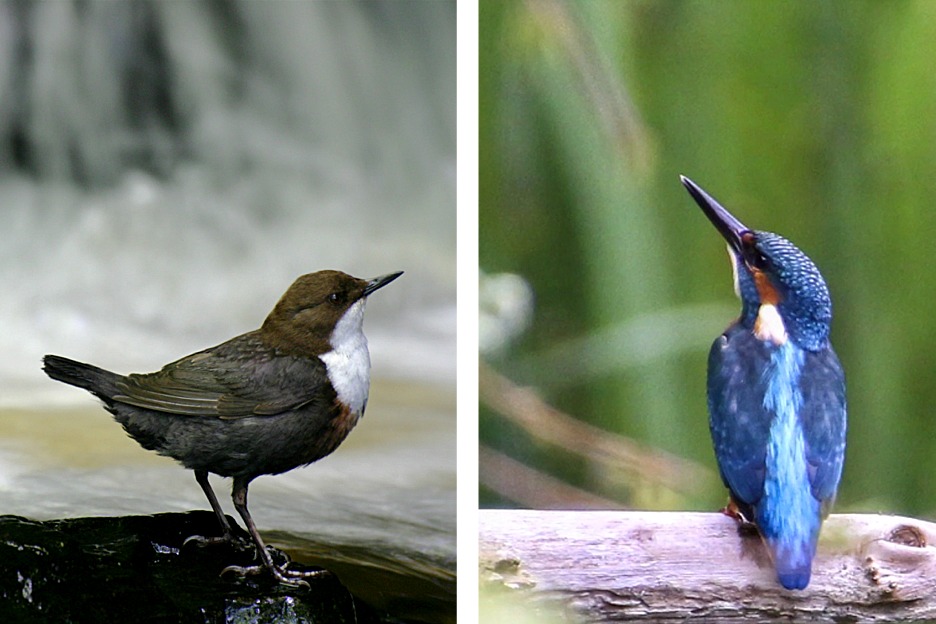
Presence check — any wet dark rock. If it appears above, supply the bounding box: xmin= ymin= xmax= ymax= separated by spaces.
xmin=0 ymin=511 xmax=390 ymax=623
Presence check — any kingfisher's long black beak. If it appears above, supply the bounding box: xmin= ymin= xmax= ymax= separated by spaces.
xmin=680 ymin=175 xmax=750 ymax=255
xmin=364 ymin=271 xmax=404 ymax=296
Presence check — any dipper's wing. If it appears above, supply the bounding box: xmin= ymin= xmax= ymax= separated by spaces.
xmin=113 ymin=332 xmax=331 ymax=418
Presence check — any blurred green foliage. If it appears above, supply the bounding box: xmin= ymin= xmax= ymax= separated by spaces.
xmin=480 ymin=0 xmax=936 ymax=516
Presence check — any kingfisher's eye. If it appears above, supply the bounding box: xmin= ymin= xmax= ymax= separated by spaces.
xmin=746 ymin=251 xmax=769 ymax=271
xmin=739 ymin=232 xmax=768 ymax=270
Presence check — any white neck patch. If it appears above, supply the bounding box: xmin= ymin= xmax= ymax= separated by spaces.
xmin=728 ymin=245 xmax=742 ymax=299
xmin=755 ymin=303 xmax=788 ymax=346
xmin=320 ymin=298 xmax=371 ymax=415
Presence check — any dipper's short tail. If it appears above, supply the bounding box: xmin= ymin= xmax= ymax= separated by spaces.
xmin=43 ymin=354 xmax=122 ymax=400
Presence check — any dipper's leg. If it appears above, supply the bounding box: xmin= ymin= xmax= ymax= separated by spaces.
xmin=183 ymin=470 xmax=240 ymax=547
xmin=196 ymin=470 xmax=233 ymax=535
xmin=221 ymin=477 xmax=326 ymax=587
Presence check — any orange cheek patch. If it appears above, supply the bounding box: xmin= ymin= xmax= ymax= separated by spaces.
xmin=750 ymin=268 xmax=787 ymax=345
xmin=753 ymin=269 xmax=781 ymax=305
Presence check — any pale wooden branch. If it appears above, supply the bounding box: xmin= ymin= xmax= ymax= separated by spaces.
xmin=480 ymin=510 xmax=936 ymax=622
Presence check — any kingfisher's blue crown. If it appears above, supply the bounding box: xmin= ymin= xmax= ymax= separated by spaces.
xmin=739 ymin=231 xmax=832 ymax=352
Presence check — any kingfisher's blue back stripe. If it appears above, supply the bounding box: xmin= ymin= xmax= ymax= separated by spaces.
xmin=759 ymin=343 xmax=820 ymax=589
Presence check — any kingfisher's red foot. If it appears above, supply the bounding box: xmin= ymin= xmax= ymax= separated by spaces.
xmin=721 ymin=499 xmax=759 ymax=535
xmin=720 ymin=498 xmax=745 ymax=521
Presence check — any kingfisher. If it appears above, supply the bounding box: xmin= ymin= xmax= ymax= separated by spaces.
xmin=681 ymin=175 xmax=846 ymax=590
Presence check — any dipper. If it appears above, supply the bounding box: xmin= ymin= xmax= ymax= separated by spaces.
xmin=43 ymin=269 xmax=403 ymax=586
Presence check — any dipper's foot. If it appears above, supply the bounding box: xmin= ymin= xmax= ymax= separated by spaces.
xmin=224 ymin=478 xmax=328 ymax=588
xmin=221 ymin=561 xmax=328 ymax=589
xmin=182 ymin=532 xmax=254 ymax=551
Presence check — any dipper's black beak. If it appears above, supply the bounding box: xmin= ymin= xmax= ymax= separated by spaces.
xmin=680 ymin=175 xmax=750 ymax=256
xmin=364 ymin=271 xmax=403 ymax=297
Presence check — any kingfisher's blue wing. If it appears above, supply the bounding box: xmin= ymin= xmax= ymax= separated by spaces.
xmin=799 ymin=346 xmax=847 ymax=504
xmin=706 ymin=323 xmax=774 ymax=506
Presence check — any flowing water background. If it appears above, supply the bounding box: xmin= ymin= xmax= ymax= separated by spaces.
xmin=0 ymin=2 xmax=455 ymax=621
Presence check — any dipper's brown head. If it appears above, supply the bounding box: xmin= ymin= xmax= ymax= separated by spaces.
xmin=261 ymin=270 xmax=403 ymax=356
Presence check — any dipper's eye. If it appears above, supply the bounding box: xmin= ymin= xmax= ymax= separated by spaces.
xmin=328 ymin=292 xmax=343 ymax=304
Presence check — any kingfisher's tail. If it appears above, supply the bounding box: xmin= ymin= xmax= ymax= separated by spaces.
xmin=757 ymin=501 xmax=821 ymax=590
xmin=768 ymin=536 xmax=817 ymax=590
xmin=43 ymin=354 xmax=122 ymax=401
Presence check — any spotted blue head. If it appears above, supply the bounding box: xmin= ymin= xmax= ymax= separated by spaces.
xmin=680 ymin=176 xmax=832 ymax=352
